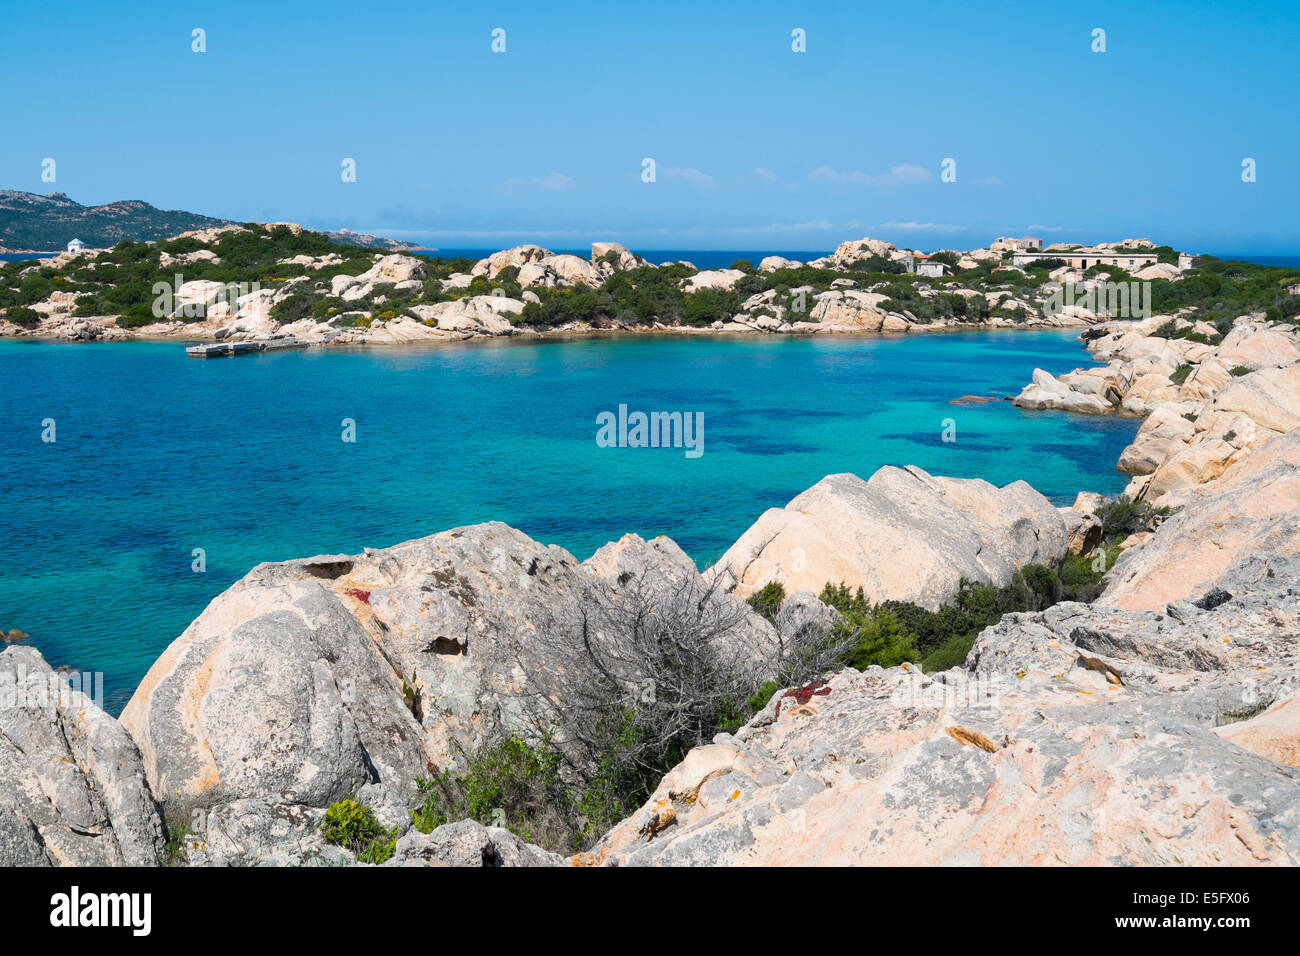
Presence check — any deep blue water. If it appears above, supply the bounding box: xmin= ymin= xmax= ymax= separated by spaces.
xmin=0 ymin=331 xmax=1140 ymax=713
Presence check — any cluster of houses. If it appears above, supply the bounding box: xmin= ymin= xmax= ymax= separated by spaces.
xmin=903 ymin=236 xmax=1196 ymax=277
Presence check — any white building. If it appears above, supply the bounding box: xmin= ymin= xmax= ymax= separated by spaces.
xmin=66 ymin=238 xmax=86 ymax=253
xmin=1012 ymin=248 xmax=1158 ymax=273
xmin=991 ymin=236 xmax=1042 ymax=254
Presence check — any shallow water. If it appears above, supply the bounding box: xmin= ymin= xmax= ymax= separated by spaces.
xmin=0 ymin=330 xmax=1139 ymax=712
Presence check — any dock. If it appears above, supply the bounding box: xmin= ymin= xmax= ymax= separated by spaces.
xmin=186 ymin=337 xmax=309 ymax=358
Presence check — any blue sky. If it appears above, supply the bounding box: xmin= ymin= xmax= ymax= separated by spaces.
xmin=2 ymin=0 xmax=1297 ymax=252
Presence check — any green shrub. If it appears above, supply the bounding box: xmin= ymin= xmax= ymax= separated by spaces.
xmin=817 ymin=583 xmax=918 ymax=669
xmin=1093 ymin=498 xmax=1170 ymax=538
xmin=1059 ymin=544 xmax=1123 ymax=602
xmin=920 ymin=633 xmax=976 ymax=672
xmin=271 ymin=292 xmax=313 ymax=324
xmin=818 ymin=561 xmax=1093 ymax=676
xmin=320 ymin=799 xmax=397 ymax=864
xmin=1170 ymin=364 xmax=1192 ymax=385
xmin=2 ymin=305 xmax=40 ymax=327
xmin=410 ymin=737 xmax=579 ymax=851
xmin=841 ymin=610 xmax=917 ymax=670
xmin=681 ymin=287 xmax=741 ymax=326
xmin=1231 ymin=365 xmax=1251 ymax=377
xmin=160 ymin=823 xmax=196 ymax=867
xmin=817 ymin=582 xmax=870 ymax=617
xmin=746 ymin=581 xmax=785 ymax=622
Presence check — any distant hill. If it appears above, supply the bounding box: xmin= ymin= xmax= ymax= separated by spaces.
xmin=0 ymin=190 xmax=231 ymax=251
xmin=324 ymin=228 xmax=423 ymax=252
xmin=0 ymin=190 xmax=422 ymax=254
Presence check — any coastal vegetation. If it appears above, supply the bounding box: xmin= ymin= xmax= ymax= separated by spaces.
xmin=813 ymin=541 xmax=1118 ymax=675
xmin=1148 ymin=256 xmax=1300 ymax=331
xmin=5 ymin=223 xmax=1300 ymax=345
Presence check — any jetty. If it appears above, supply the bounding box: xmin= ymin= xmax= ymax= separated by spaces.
xmin=186 ymin=337 xmax=309 ymax=358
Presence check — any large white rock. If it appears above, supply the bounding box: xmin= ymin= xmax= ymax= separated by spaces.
xmin=708 ymin=466 xmax=1068 ymax=609
xmin=590 ymin=242 xmax=641 ymax=271
xmin=358 ymin=254 xmax=427 ymax=285
xmin=119 ymin=522 xmax=778 ymax=861
xmin=1 ymin=646 xmax=164 ymax=866
xmin=517 ymin=254 xmax=601 ymax=288
xmin=1140 ymin=365 xmax=1300 ymax=500
xmin=682 ymin=269 xmax=746 ymax=293
xmin=471 ymin=245 xmax=552 ymax=279
xmin=589 ymin=545 xmax=1300 ymax=866
xmin=1216 ymin=322 xmax=1300 ymax=371
xmin=1104 ymin=426 xmax=1300 ymax=610
xmin=758 ymin=256 xmax=803 ymax=273
xmin=808 ymin=290 xmax=894 ymax=331
xmin=1013 ymin=368 xmax=1114 ymax=414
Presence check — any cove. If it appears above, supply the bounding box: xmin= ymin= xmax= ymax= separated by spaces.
xmin=0 ymin=330 xmax=1140 ymax=713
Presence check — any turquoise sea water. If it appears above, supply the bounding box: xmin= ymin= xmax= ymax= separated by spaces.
xmin=0 ymin=330 xmax=1139 ymax=713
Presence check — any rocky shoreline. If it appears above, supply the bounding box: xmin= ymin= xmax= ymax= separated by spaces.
xmin=1 ymin=226 xmax=1166 ymax=345
xmin=1013 ymin=314 xmax=1300 ymax=504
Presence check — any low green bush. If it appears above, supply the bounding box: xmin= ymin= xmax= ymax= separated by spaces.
xmin=746 ymin=581 xmax=785 ymax=622
xmin=320 ymin=798 xmax=397 ymax=864
xmin=1093 ymin=498 xmax=1170 ymax=538
xmin=411 ymin=736 xmax=580 ymax=851
xmin=817 ymin=557 xmax=1104 ymax=676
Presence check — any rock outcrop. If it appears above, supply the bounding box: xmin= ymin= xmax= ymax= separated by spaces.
xmin=586 ymin=545 xmax=1300 ymax=866
xmin=1102 ymin=426 xmax=1300 ymax=610
xmin=387 ymin=820 xmax=564 ymax=867
xmin=0 ymin=646 xmax=164 ymax=866
xmin=682 ymin=269 xmax=745 ymax=292
xmin=1011 ymin=315 xmax=1300 ymax=505
xmin=118 ymin=523 xmax=777 ymax=863
xmin=709 ymin=466 xmax=1068 ymax=608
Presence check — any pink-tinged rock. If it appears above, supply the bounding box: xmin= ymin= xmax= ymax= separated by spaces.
xmin=1218 ymin=696 xmax=1300 ymax=770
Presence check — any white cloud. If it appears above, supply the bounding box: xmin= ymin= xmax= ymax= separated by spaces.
xmin=1026 ymin=223 xmax=1076 ymax=233
xmin=809 ymin=163 xmax=934 ymax=186
xmin=661 ymin=167 xmax=717 ymax=189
